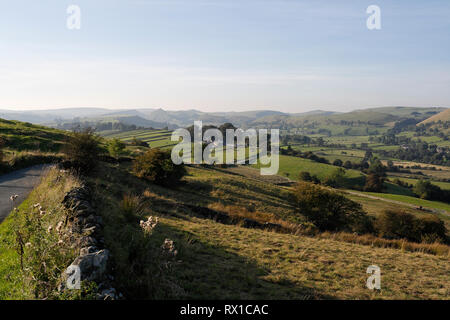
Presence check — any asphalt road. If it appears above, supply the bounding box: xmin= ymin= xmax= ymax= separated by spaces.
xmin=0 ymin=165 xmax=49 ymax=223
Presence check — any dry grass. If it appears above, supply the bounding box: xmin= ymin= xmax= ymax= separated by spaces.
xmin=159 ymin=215 xmax=450 ymax=299
xmin=207 ymin=203 xmax=315 ymax=235
xmin=316 ymin=232 xmax=449 ymax=257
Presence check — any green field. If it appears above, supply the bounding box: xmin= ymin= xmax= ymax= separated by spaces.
xmin=102 ymin=129 xmax=176 ymax=149
xmin=388 ymin=176 xmax=450 ymax=190
xmin=254 ymin=154 xmax=365 ymax=187
xmin=363 ymin=192 xmax=450 ymax=214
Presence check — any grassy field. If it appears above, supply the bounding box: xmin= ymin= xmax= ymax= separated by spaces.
xmin=254 ymin=155 xmax=365 ymax=187
xmin=156 ymin=215 xmax=449 ymax=299
xmin=362 ymin=192 xmax=450 ymax=215
xmin=388 ymin=176 xmax=450 ymax=190
xmin=102 ymin=129 xmax=176 ymax=149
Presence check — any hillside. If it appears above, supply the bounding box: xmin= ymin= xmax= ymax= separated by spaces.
xmin=1 ymin=124 xmax=449 ymax=300
xmin=0 ymin=118 xmax=67 ymax=152
xmin=419 ymin=108 xmax=450 ymax=125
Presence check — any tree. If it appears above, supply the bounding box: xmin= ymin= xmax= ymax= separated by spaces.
xmin=133 ymin=149 xmax=186 ymax=186
xmin=107 ymin=138 xmax=126 ymax=159
xmin=343 ymin=160 xmax=353 ymax=169
xmin=292 ymin=182 xmax=372 ymax=233
xmin=363 ymin=158 xmax=386 ymax=192
xmin=413 ymin=180 xmax=436 ymax=199
xmin=63 ymin=128 xmax=102 ymax=174
xmin=323 ymin=167 xmax=346 ymax=188
xmin=333 ymin=159 xmax=343 ymax=167
xmin=298 ymin=171 xmax=312 ymax=182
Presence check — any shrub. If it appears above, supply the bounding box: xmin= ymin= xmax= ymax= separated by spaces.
xmin=133 ymin=149 xmax=186 ymax=186
xmin=298 ymin=171 xmax=312 ymax=182
xmin=63 ymin=128 xmax=102 ymax=174
xmin=414 ymin=215 xmax=447 ymax=243
xmin=130 ymin=137 xmax=150 ymax=147
xmin=333 ymin=159 xmax=343 ymax=167
xmin=107 ymin=138 xmax=126 ymax=159
xmin=375 ymin=210 xmax=416 ymax=241
xmin=292 ymin=182 xmax=372 ymax=233
xmin=375 ymin=210 xmax=447 ymax=243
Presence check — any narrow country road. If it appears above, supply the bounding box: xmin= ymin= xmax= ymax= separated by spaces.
xmin=0 ymin=165 xmax=49 ymax=223
xmin=344 ymin=190 xmax=450 ymax=217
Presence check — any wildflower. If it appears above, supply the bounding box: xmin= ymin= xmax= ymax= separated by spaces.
xmin=161 ymin=238 xmax=178 ymax=256
xmin=140 ymin=216 xmax=159 ymax=233
xmin=55 ymin=221 xmax=64 ymax=233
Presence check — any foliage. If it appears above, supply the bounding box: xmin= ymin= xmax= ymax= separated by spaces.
xmin=63 ymin=128 xmax=102 ymax=174
xmin=133 ymin=148 xmax=186 ymax=186
xmin=323 ymin=167 xmax=347 ymax=188
xmin=292 ymin=182 xmax=372 ymax=233
xmin=363 ymin=158 xmax=386 ymax=192
xmin=413 ymin=179 xmax=450 ymax=203
xmin=375 ymin=210 xmax=447 ymax=243
xmin=120 ymin=194 xmax=148 ymax=223
xmin=107 ymin=138 xmax=126 ymax=159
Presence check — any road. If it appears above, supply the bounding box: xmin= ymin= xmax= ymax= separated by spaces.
xmin=0 ymin=165 xmax=49 ymax=223
xmin=344 ymin=190 xmax=450 ymax=217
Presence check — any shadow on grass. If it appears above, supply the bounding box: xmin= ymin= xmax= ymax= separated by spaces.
xmin=147 ymin=223 xmax=333 ymax=300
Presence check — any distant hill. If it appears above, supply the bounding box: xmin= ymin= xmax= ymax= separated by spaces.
xmin=419 ymin=108 xmax=450 ymax=125
xmin=354 ymin=106 xmax=445 ymax=119
xmin=1 ymin=106 xmax=448 ymax=130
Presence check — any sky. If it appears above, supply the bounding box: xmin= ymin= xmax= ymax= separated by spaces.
xmin=0 ymin=0 xmax=449 ymax=113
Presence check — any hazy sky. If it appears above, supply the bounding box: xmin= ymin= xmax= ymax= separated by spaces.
xmin=1 ymin=0 xmax=449 ymax=113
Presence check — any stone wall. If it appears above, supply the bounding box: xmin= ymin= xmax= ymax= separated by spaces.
xmin=61 ymin=185 xmax=121 ymax=300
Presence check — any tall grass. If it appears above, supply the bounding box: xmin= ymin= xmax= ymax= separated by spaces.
xmin=0 ymin=167 xmax=85 ymax=299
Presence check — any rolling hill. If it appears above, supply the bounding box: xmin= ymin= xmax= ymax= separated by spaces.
xmin=419 ymin=108 xmax=450 ymax=125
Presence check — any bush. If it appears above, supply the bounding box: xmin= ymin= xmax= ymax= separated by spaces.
xmin=375 ymin=210 xmax=447 ymax=243
xmin=292 ymin=181 xmax=372 ymax=233
xmin=133 ymin=149 xmax=186 ymax=186
xmin=63 ymin=128 xmax=102 ymax=174
xmin=375 ymin=210 xmax=416 ymax=241
xmin=298 ymin=171 xmax=312 ymax=182
xmin=323 ymin=167 xmax=346 ymax=188
xmin=130 ymin=137 xmax=150 ymax=147
xmin=414 ymin=215 xmax=447 ymax=243
xmin=107 ymin=138 xmax=126 ymax=159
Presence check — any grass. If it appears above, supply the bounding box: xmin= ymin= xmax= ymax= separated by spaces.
xmin=388 ymin=176 xmax=450 ymax=190
xmin=254 ymin=154 xmax=365 ymax=187
xmin=0 ymin=167 xmax=82 ymax=299
xmin=101 ymin=129 xmax=176 ymax=149
xmin=155 ymin=215 xmax=449 ymax=299
xmin=0 ymin=118 xmax=67 ymax=153
xmin=79 ymin=161 xmax=449 ymax=299
xmin=363 ymin=192 xmax=450 ymax=214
